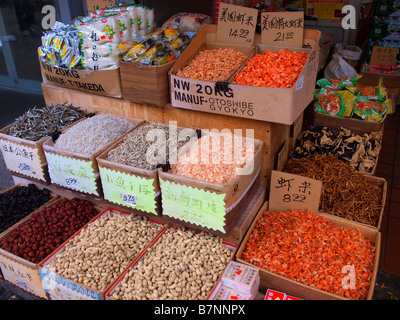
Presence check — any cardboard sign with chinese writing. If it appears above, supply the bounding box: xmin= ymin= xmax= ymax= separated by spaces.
xmin=261 ymin=11 xmax=304 ymax=48
xmin=269 ymin=170 xmax=322 ymax=213
xmin=0 ymin=140 xmax=46 ymax=181
xmin=370 ymin=46 xmax=398 ymax=66
xmin=45 ymin=153 xmax=98 ymax=196
xmin=159 ymin=179 xmax=227 ymax=233
xmin=99 ymin=167 xmax=158 ymax=214
xmin=216 ymin=3 xmax=258 ymax=45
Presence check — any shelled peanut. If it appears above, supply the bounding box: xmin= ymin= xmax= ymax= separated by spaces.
xmin=110 ymin=227 xmax=233 ymax=300
xmin=45 ymin=212 xmax=162 ymax=292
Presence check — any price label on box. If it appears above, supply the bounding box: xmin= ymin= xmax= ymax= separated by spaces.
xmin=269 ymin=170 xmax=322 ymax=213
xmin=216 ymin=3 xmax=258 ymax=45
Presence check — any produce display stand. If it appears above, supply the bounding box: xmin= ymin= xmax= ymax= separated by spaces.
xmin=0 ymin=6 xmax=388 ymax=301
xmin=41 ymin=82 xmax=298 ymax=189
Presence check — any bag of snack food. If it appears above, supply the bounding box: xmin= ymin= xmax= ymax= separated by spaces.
xmin=315 ymin=88 xmax=355 ymax=117
xmin=353 ymin=95 xmax=391 ymax=122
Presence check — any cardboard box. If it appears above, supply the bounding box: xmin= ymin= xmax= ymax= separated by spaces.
xmin=0 ymin=110 xmax=90 ymax=184
xmin=39 ymin=208 xmax=165 ymax=300
xmin=158 ymin=134 xmax=263 ymax=237
xmin=39 ymin=59 xmax=123 ymax=98
xmin=120 ymin=60 xmax=174 ymax=106
xmin=43 ymin=116 xmax=143 ymax=198
xmin=236 ymin=202 xmax=381 ymax=300
xmin=0 ymin=124 xmax=51 ymax=184
xmin=313 ymin=108 xmax=385 ymax=136
xmin=105 ymin=225 xmax=237 ymax=300
xmin=0 ymin=197 xmax=89 ymax=299
xmin=97 ymin=122 xmax=197 ymax=216
xmin=221 ymin=260 xmax=260 ymax=297
xmin=169 ymin=24 xmax=320 ymax=125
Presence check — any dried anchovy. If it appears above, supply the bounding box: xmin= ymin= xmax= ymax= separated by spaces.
xmin=284 ymin=153 xmax=383 ymax=227
xmin=291 ymin=126 xmax=382 ymax=173
xmin=5 ymin=103 xmax=89 ymax=141
xmin=54 ymin=114 xmax=136 ymax=155
xmin=106 ymin=122 xmax=193 ymax=170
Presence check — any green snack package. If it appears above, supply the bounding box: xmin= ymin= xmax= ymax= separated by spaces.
xmin=357 ymin=77 xmax=387 ymax=102
xmin=315 ymin=88 xmax=355 ymax=117
xmin=353 ymin=95 xmax=391 ymax=122
xmin=316 ymin=76 xmax=360 ymax=90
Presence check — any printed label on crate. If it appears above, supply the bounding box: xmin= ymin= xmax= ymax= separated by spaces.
xmin=265 ymin=289 xmax=287 ymax=300
xmin=45 ymin=152 xmax=99 ymax=195
xmin=269 ymin=170 xmax=322 ymax=213
xmin=39 ymin=268 xmax=102 ymax=300
xmin=171 ymin=76 xmax=257 ymax=118
xmin=99 ymin=167 xmax=157 ymax=214
xmin=159 ymin=179 xmax=227 ymax=232
xmin=261 ymin=11 xmax=304 ymax=48
xmin=216 ymin=3 xmax=258 ymax=45
xmin=0 ymin=139 xmax=46 ymax=181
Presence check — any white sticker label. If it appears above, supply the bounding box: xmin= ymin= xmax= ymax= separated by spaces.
xmin=295 ymin=75 xmax=304 ymax=91
xmin=121 ymin=193 xmax=137 ymax=206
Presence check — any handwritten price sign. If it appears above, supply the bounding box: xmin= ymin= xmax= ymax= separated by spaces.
xmin=269 ymin=170 xmax=322 ymax=213
xmin=216 ymin=3 xmax=258 ymax=45
xmin=261 ymin=11 xmax=304 ymax=47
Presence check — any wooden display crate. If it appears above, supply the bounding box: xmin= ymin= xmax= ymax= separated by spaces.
xmin=104 ymin=225 xmax=237 ymax=300
xmin=158 ymin=136 xmax=263 ymax=237
xmin=39 ymin=208 xmax=165 ymax=300
xmin=0 ymin=195 xmax=64 ymax=299
xmin=0 ymin=125 xmax=51 ymax=185
xmin=43 ymin=116 xmax=143 ymax=198
xmin=236 ymin=202 xmax=381 ymax=300
xmin=96 ymin=121 xmax=198 ymax=217
xmin=119 ymin=61 xmax=173 ymax=107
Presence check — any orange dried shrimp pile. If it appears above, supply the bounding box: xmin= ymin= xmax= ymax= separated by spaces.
xmin=175 ymin=48 xmax=247 ymax=82
xmin=242 ymin=210 xmax=376 ymax=300
xmin=170 ymin=133 xmax=255 ymax=184
xmin=234 ymin=49 xmax=309 ymax=88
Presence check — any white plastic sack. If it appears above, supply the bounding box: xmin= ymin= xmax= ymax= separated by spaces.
xmin=324 ymin=53 xmax=358 ymax=79
xmin=334 ymin=43 xmax=362 ymax=60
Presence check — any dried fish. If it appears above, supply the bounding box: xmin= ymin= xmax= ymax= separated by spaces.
xmin=106 ymin=122 xmax=193 ymax=170
xmin=5 ymin=103 xmax=89 ymax=141
xmin=54 ymin=114 xmax=136 ymax=155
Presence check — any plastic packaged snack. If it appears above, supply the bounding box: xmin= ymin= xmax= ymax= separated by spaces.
xmin=353 ymin=96 xmax=390 ymax=122
xmin=315 ymin=88 xmax=355 ymax=117
xmin=316 ymin=76 xmax=360 ymax=90
xmin=162 ymin=12 xmax=213 ymax=32
xmin=357 ymin=78 xmax=387 ymax=101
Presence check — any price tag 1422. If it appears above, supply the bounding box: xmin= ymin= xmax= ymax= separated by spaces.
xmin=216 ymin=3 xmax=258 ymax=45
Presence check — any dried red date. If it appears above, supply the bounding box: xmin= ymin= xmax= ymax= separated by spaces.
xmin=0 ymin=198 xmax=98 ymax=263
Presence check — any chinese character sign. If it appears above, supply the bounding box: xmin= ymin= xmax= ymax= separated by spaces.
xmin=269 ymin=170 xmax=322 ymax=213
xmin=216 ymin=3 xmax=258 ymax=45
xmin=261 ymin=11 xmax=304 ymax=48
